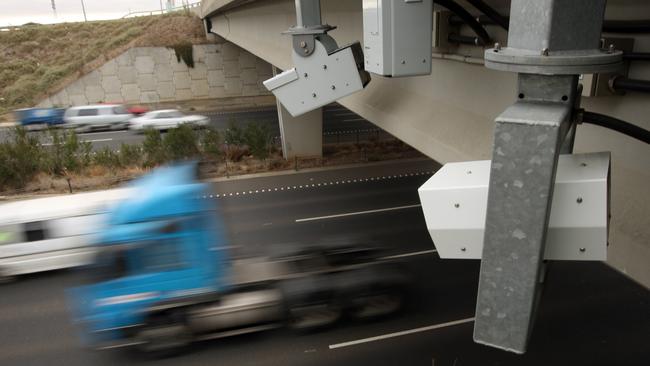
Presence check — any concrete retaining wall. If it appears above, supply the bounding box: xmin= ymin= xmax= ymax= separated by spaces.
xmin=38 ymin=43 xmax=272 ymax=107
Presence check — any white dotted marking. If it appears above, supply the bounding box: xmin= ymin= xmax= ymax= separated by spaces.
xmin=213 ymin=170 xmax=432 ymax=199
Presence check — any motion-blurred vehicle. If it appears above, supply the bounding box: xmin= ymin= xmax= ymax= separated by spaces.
xmin=126 ymin=105 xmax=150 ymax=116
xmin=0 ymin=189 xmax=131 ymax=281
xmin=63 ymin=104 xmax=133 ymax=132
xmin=69 ymin=163 xmax=407 ymax=354
xmin=128 ymin=109 xmax=209 ymax=132
xmin=14 ymin=108 xmax=65 ymax=128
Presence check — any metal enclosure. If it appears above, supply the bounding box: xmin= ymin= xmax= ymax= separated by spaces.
xmin=362 ymin=0 xmax=433 ymax=77
xmin=264 ymin=38 xmax=369 ymax=116
xmin=418 ymin=152 xmax=611 ymax=261
xmin=263 ymin=0 xmax=370 ymax=116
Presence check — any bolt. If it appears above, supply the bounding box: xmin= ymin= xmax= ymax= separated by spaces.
xmin=322 ymin=64 xmax=327 ymax=69
xmin=331 ymin=85 xmax=336 ymax=90
xmin=541 ymin=48 xmax=549 ymax=56
xmin=467 ymin=170 xmax=472 ymax=174
xmin=312 ymin=93 xmax=317 ymax=98
xmin=494 ymin=42 xmax=501 ymax=51
xmin=577 ymin=197 xmax=583 ymax=204
xmin=401 ymin=60 xmax=406 ymax=64
xmin=608 ymin=44 xmax=615 ymax=53
xmin=304 ymin=72 xmax=308 ymax=78
xmin=454 ymin=203 xmax=460 ymax=208
xmin=304 ymin=48 xmax=309 ymax=54
xmin=461 ymin=247 xmax=467 ymax=252
xmin=422 ymin=58 xmax=427 ymax=63
xmin=299 ymin=41 xmax=307 ymax=48
xmin=579 ymin=247 xmax=586 ymax=253
xmin=580 ymin=162 xmax=587 ymax=167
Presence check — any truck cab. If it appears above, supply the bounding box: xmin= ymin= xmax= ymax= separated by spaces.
xmin=70 ymin=163 xmax=232 ymax=349
xmin=70 ymin=163 xmax=408 ymax=355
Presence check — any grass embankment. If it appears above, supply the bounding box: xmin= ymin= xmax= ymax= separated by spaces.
xmin=0 ymin=125 xmax=421 ymax=196
xmin=0 ymin=13 xmax=208 ymax=119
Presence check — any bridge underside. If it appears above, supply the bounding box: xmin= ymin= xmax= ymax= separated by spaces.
xmin=202 ymin=0 xmax=650 ymax=287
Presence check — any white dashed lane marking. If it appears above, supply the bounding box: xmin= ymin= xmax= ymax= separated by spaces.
xmin=380 ymin=249 xmax=437 ymax=260
xmin=295 ymin=204 xmax=422 ymax=223
xmin=328 ymin=317 xmax=475 ymax=350
xmin=203 ymin=171 xmax=434 ymax=200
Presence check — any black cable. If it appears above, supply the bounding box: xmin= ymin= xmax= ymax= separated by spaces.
xmin=611 ymin=77 xmax=650 ymax=93
xmin=448 ymin=33 xmax=481 ymax=46
xmin=465 ymin=0 xmax=509 ymax=30
xmin=623 ymin=52 xmax=650 ymax=61
xmin=581 ymin=111 xmax=650 ymax=144
xmin=603 ymin=20 xmax=650 ymax=33
xmin=435 ymin=0 xmax=491 ymax=45
xmin=449 ymin=14 xmax=498 ymax=27
xmin=449 ymin=15 xmax=650 ymax=34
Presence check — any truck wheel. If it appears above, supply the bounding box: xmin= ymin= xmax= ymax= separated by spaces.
xmin=135 ymin=322 xmax=191 ymax=357
xmin=348 ymin=290 xmax=403 ymax=320
xmin=288 ymin=304 xmax=341 ymax=330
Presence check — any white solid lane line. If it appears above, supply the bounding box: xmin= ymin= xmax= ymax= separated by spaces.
xmin=380 ymin=249 xmax=437 ymax=260
xmin=328 ymin=317 xmax=475 ymax=350
xmin=295 ymin=204 xmax=422 ymax=223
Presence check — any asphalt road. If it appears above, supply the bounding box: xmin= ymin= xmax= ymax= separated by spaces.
xmin=0 ymin=159 xmax=648 ymax=366
xmin=1 ymin=104 xmax=388 ymax=151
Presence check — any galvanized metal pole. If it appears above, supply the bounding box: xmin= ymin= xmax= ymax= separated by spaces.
xmin=476 ymin=0 xmax=621 ymax=354
xmin=295 ymin=0 xmax=321 ymax=28
xmin=80 ymin=0 xmax=87 ymax=22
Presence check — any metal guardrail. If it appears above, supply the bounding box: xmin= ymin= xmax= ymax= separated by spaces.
xmin=0 ymin=2 xmax=201 ymax=31
xmin=121 ymin=2 xmax=201 ymax=19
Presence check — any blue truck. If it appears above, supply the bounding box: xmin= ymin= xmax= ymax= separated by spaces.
xmin=69 ymin=163 xmax=408 ymax=354
xmin=14 ymin=108 xmax=66 ymax=127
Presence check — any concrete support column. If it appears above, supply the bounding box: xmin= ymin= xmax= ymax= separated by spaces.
xmin=274 ymin=67 xmax=322 ymax=159
xmin=277 ymin=99 xmax=323 ymax=159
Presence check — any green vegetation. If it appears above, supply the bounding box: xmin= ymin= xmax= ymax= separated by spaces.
xmin=243 ymin=123 xmax=272 ymax=159
xmin=169 ymin=42 xmax=195 ymax=68
xmin=0 ymin=123 xmax=278 ymax=192
xmin=0 ymin=13 xmax=208 ymax=117
xmin=0 ymin=128 xmax=43 ymax=188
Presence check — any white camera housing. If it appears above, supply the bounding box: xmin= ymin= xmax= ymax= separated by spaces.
xmin=418 ymin=152 xmax=611 ymax=261
xmin=264 ymin=36 xmax=370 ymax=117
xmin=363 ymin=0 xmax=433 ymax=77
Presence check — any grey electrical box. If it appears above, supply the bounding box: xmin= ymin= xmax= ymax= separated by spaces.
xmin=363 ymin=0 xmax=433 ymax=77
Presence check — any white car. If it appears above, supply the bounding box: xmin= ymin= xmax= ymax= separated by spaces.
xmin=128 ymin=110 xmax=209 ymax=132
xmin=63 ymin=104 xmax=133 ymax=132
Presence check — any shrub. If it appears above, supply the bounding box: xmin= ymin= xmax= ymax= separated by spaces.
xmin=200 ymin=127 xmax=222 ymax=159
xmin=93 ymin=147 xmax=121 ymax=169
xmin=243 ymin=122 xmax=272 ymax=159
xmin=45 ymin=128 xmax=91 ymax=174
xmin=119 ymin=143 xmax=141 ymax=167
xmin=142 ymin=128 xmax=166 ymax=167
xmin=0 ymin=127 xmax=43 ymax=189
xmin=224 ymin=121 xmax=245 ymax=145
xmin=169 ymin=42 xmax=194 ymax=68
xmin=225 ymin=145 xmax=249 ymax=162
xmin=163 ymin=124 xmax=199 ymax=161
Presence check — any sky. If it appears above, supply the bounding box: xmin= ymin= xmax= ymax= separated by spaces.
xmin=0 ymin=0 xmax=193 ymax=27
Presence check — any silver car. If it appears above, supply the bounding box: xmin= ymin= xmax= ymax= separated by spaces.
xmin=128 ymin=109 xmax=209 ymax=132
xmin=63 ymin=104 xmax=133 ymax=132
